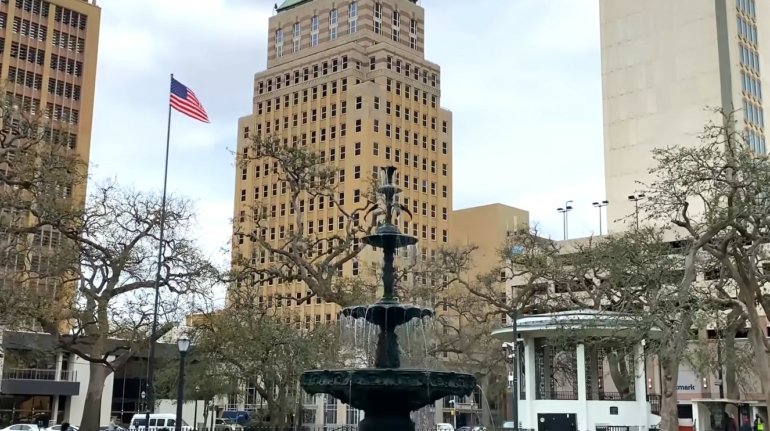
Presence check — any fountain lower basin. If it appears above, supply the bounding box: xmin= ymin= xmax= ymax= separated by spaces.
xmin=301 ymin=368 xmax=476 ymax=413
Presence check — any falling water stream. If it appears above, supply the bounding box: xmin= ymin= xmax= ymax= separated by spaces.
xmin=338 ymin=310 xmax=443 ymax=427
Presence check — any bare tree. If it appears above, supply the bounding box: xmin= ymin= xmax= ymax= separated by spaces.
xmin=3 ymin=182 xmax=217 ymax=430
xmin=633 ymin=109 xmax=770 ymax=419
xmin=231 ymin=134 xmax=381 ymax=308
xmin=454 ymin=226 xmax=714 ymax=431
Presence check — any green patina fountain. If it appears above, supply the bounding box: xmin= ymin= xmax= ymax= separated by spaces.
xmin=301 ymin=166 xmax=476 ymax=431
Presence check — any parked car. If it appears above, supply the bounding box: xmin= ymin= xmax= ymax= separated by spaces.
xmin=0 ymin=425 xmax=41 ymax=431
xmin=46 ymin=426 xmax=79 ymax=431
xmin=214 ymin=418 xmax=244 ymax=431
xmin=436 ymin=423 xmax=455 ymax=431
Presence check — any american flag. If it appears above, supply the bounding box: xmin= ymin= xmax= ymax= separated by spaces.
xmin=170 ymin=77 xmax=210 ymax=123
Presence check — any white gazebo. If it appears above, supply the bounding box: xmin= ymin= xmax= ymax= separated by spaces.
xmin=491 ymin=310 xmax=661 ymax=431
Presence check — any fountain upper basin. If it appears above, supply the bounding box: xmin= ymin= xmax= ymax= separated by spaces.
xmin=341 ymin=303 xmax=433 ymax=327
xmin=301 ymin=368 xmax=476 ymax=413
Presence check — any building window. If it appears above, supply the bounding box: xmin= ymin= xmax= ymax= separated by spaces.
xmin=311 ymin=15 xmax=319 ymax=31
xmin=374 ymin=2 xmax=382 ymax=19
xmin=275 ymin=29 xmax=283 ymax=57
xmin=392 ymin=28 xmax=399 ymax=42
xmin=392 ymin=11 xmax=399 ymax=26
xmin=330 ymin=26 xmax=337 ymax=40
xmin=293 ymin=22 xmax=301 ymax=37
xmin=349 ymin=2 xmax=357 ymax=34
xmin=311 ymin=33 xmax=318 ymax=46
xmin=324 ymin=395 xmax=338 ymax=425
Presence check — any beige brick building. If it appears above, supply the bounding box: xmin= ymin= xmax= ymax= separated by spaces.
xmin=0 ymin=0 xmax=100 ymax=184
xmin=232 ymin=0 xmax=456 ymax=425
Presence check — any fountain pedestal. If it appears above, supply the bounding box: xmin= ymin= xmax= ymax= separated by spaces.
xmin=300 ymin=167 xmax=476 ymax=431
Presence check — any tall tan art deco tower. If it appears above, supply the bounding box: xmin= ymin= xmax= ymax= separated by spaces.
xmin=235 ymin=0 xmax=453 ymax=327
xmin=0 ymin=0 xmax=100 ymax=173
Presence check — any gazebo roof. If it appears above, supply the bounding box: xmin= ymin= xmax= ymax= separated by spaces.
xmin=491 ymin=309 xmax=661 ymax=340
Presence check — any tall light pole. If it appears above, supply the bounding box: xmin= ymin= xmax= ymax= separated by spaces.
xmin=592 ymin=200 xmax=609 ymax=235
xmin=556 ymin=200 xmax=574 ymax=240
xmin=175 ymin=335 xmax=190 ymax=431
xmin=628 ymin=194 xmax=645 ymax=229
xmin=193 ymin=385 xmax=200 ymax=430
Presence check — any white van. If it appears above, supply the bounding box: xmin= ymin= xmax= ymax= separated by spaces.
xmin=128 ymin=413 xmax=192 ymax=431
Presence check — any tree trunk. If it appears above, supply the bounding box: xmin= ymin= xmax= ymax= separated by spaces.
xmin=724 ymin=326 xmax=739 ymax=419
xmin=607 ymin=351 xmax=632 ymax=399
xmin=740 ymin=290 xmax=770 ymax=423
xmin=202 ymin=399 xmax=210 ymax=431
xmin=660 ymin=356 xmax=681 ymax=431
xmin=80 ymin=362 xmax=110 ymax=431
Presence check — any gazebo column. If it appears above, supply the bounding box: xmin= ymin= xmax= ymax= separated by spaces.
xmin=576 ymin=343 xmax=589 ymax=431
xmin=523 ymin=337 xmax=537 ymax=428
xmin=636 ymin=341 xmax=650 ymax=429
xmin=589 ymin=345 xmax=600 ymax=400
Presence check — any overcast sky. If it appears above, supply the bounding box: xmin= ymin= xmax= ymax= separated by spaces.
xmin=91 ymin=0 xmax=604 ymax=263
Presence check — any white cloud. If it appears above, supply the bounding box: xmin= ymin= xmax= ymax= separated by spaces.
xmin=89 ymin=0 xmax=605 ymax=280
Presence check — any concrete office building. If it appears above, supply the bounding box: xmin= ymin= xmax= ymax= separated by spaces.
xmin=600 ymin=0 xmax=764 ymax=232
xmin=0 ymin=330 xmax=188 ymax=428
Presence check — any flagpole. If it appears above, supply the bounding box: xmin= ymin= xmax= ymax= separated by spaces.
xmin=145 ymin=72 xmax=174 ymax=430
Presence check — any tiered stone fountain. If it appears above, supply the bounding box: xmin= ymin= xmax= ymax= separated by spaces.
xmin=301 ymin=166 xmax=476 ymax=431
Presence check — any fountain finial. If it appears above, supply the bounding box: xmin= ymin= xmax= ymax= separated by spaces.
xmin=365 ymin=166 xmax=413 ymax=230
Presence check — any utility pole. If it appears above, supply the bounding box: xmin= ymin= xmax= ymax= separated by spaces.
xmin=511 ymin=309 xmax=519 ymax=431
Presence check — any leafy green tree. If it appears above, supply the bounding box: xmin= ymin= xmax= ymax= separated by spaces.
xmin=189 ymin=292 xmax=345 ymax=426
xmin=154 ymin=354 xmax=238 ymax=428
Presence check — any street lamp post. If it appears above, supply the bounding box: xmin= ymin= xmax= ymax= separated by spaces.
xmin=592 ymin=200 xmax=609 ymax=235
xmin=503 ymin=317 xmax=519 ymax=431
xmin=175 ymin=335 xmax=191 ymax=431
xmin=556 ymin=200 xmax=574 ymax=240
xmin=193 ymin=386 xmax=200 ymax=430
xmin=448 ymin=399 xmax=456 ymax=429
xmin=627 ymin=194 xmax=645 ymax=229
